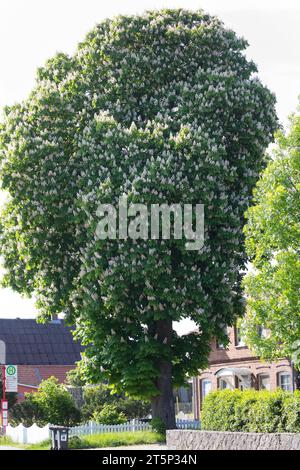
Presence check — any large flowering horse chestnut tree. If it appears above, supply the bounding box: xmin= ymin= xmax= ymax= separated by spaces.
xmin=0 ymin=10 xmax=277 ymax=428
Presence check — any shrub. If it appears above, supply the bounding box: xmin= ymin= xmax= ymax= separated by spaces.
xmin=114 ymin=398 xmax=151 ymax=420
xmin=201 ymin=389 xmax=244 ymax=431
xmin=81 ymin=384 xmax=150 ymax=422
xmin=92 ymin=404 xmax=127 ymax=425
xmin=282 ymin=390 xmax=300 ymax=432
xmin=10 ymin=394 xmax=46 ymax=427
xmin=151 ymin=417 xmax=166 ymax=435
xmin=247 ymin=389 xmax=286 ymax=432
xmin=10 ymin=377 xmax=81 ymax=427
xmin=202 ymin=389 xmax=300 ymax=433
xmin=81 ymin=384 xmax=118 ymax=421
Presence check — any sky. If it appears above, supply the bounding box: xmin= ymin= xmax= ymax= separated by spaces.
xmin=0 ymin=0 xmax=299 ymax=332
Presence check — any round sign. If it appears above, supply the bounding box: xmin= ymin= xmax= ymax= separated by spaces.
xmin=6 ymin=365 xmax=16 ymax=376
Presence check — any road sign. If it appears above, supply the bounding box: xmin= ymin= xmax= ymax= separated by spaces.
xmin=5 ymin=365 xmax=18 ymax=392
xmin=1 ymin=400 xmax=8 ymax=410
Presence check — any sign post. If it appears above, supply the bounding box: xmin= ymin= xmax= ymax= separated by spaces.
xmin=1 ymin=366 xmax=7 ymax=431
xmin=5 ymin=365 xmax=18 ymax=393
xmin=1 ymin=365 xmax=17 ymax=431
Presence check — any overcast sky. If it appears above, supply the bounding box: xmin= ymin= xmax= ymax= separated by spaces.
xmin=0 ymin=0 xmax=299 ymax=332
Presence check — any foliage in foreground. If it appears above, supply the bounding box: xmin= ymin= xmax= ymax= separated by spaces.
xmin=243 ymin=108 xmax=300 ymax=364
xmin=202 ymin=389 xmax=300 ymax=432
xmin=10 ymin=377 xmax=81 ymax=427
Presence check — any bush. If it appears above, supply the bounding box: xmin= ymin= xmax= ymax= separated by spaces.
xmin=10 ymin=394 xmax=46 ymax=427
xmin=282 ymin=390 xmax=300 ymax=432
xmin=247 ymin=390 xmax=286 ymax=432
xmin=92 ymin=404 xmax=127 ymax=424
xmin=81 ymin=384 xmax=150 ymax=422
xmin=202 ymin=389 xmax=300 ymax=433
xmin=10 ymin=377 xmax=81 ymax=427
xmin=151 ymin=417 xmax=166 ymax=435
xmin=114 ymin=398 xmax=151 ymax=420
xmin=81 ymin=384 xmax=118 ymax=421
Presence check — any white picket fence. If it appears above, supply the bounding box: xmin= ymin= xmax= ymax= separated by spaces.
xmin=69 ymin=418 xmax=201 ymax=436
xmin=69 ymin=419 xmax=151 ymax=436
xmin=5 ymin=419 xmax=201 ymax=444
xmin=176 ymin=419 xmax=201 ymax=430
xmin=6 ymin=423 xmax=50 ymax=444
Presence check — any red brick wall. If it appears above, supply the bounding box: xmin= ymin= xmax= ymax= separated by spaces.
xmin=195 ymin=327 xmax=294 ymax=419
xmin=17 ymin=364 xmax=76 ymax=401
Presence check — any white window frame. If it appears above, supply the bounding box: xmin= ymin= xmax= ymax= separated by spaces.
xmin=258 ymin=373 xmax=271 ymax=391
xmin=201 ymin=379 xmax=212 ymax=400
xmin=278 ymin=372 xmax=292 ymax=392
xmin=218 ymin=376 xmax=235 ymax=390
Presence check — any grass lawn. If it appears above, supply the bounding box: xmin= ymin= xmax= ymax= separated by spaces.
xmin=68 ymin=431 xmax=165 ymax=449
xmin=0 ymin=431 xmax=165 ymax=450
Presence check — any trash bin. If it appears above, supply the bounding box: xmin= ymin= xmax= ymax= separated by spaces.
xmin=49 ymin=425 xmax=70 ymax=450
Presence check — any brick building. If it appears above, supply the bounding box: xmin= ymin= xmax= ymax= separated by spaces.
xmin=0 ymin=318 xmax=84 ymax=401
xmin=194 ymin=326 xmax=296 ymax=419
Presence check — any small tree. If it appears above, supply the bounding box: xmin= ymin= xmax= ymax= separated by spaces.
xmin=92 ymin=404 xmax=127 ymax=425
xmin=0 ymin=10 xmax=278 ymax=428
xmin=66 ymin=367 xmax=86 ymax=387
xmin=81 ymin=383 xmax=150 ymax=421
xmin=10 ymin=377 xmax=81 ymax=427
xmin=243 ymin=107 xmax=300 ymax=364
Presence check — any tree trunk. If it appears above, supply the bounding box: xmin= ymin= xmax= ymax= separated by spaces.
xmin=151 ymin=319 xmax=176 ymax=430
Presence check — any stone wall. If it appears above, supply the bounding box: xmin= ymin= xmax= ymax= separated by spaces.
xmin=167 ymin=430 xmax=300 ymax=450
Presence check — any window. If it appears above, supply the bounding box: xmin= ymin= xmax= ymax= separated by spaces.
xmin=238 ymin=374 xmax=251 ymax=391
xmin=219 ymin=378 xmax=228 ymax=389
xmin=201 ymin=379 xmax=212 ymax=402
xmin=278 ymin=372 xmax=292 ymax=392
xmin=218 ymin=376 xmax=234 ymax=390
xmin=258 ymin=374 xmax=270 ymax=390
xmin=235 ymin=327 xmax=246 ymax=347
xmin=174 ymin=384 xmax=193 ymax=415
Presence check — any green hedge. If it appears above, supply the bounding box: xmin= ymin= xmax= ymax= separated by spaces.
xmin=201 ymin=389 xmax=300 ymax=433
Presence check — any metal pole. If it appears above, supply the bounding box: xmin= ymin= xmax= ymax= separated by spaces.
xmin=2 ymin=366 xmax=6 ymax=401
xmin=1 ymin=365 xmax=6 ymax=434
xmin=291 ymin=360 xmax=295 ymax=392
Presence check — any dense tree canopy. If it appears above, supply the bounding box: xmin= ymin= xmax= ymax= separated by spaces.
xmin=0 ymin=10 xmax=277 ymax=427
xmin=243 ymin=107 xmax=300 ymax=364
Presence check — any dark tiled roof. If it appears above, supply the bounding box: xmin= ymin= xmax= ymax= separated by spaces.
xmin=0 ymin=319 xmax=84 ymax=365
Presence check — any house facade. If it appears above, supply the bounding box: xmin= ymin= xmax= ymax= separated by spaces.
xmin=0 ymin=318 xmax=84 ymax=401
xmin=193 ymin=326 xmax=297 ymax=420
